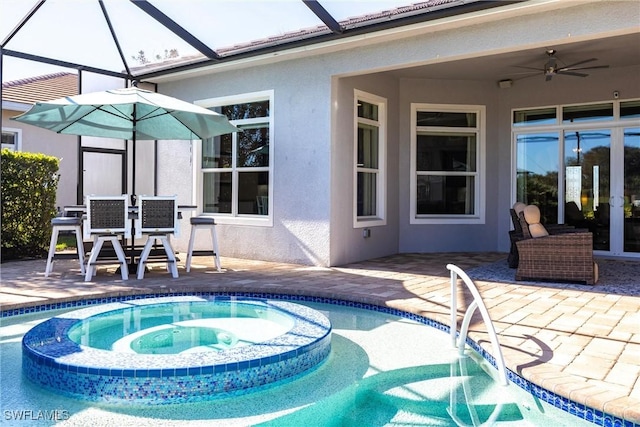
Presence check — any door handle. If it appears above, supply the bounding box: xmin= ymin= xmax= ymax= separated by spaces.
xmin=609 ymin=196 xmax=625 ymax=207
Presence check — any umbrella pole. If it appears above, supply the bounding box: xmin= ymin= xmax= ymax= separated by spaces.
xmin=129 ymin=137 xmax=136 ymax=268
xmin=132 ymin=104 xmax=137 ymax=202
xmin=130 ymin=109 xmax=137 ymax=268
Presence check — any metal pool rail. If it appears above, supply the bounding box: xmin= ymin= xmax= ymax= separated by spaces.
xmin=447 ymin=263 xmax=508 ymax=386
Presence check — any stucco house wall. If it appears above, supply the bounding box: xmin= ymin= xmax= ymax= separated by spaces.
xmin=330 ymin=73 xmax=401 ymax=266
xmin=151 ymin=0 xmax=638 ymax=266
xmin=397 ymin=78 xmax=501 ymax=254
xmin=159 ymin=56 xmax=334 ymax=265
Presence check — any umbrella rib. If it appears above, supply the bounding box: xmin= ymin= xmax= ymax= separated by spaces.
xmin=102 ymin=104 xmax=134 ymax=120
xmin=53 ymin=105 xmax=102 ymax=134
xmin=54 ymin=105 xmax=132 ymax=136
xmin=137 ymin=107 xmax=169 ymax=121
xmin=133 ymin=107 xmax=206 ymax=139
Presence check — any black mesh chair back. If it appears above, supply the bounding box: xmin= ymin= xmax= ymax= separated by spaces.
xmin=85 ymin=195 xmax=130 ymax=238
xmin=83 ymin=194 xmax=130 ymax=281
xmin=134 ymin=195 xmax=180 ymax=279
xmin=135 ymin=196 xmax=178 ymax=237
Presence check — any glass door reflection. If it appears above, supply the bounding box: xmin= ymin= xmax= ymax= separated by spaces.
xmin=564 ymin=129 xmax=611 ymax=251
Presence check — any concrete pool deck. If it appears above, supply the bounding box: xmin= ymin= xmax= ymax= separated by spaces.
xmin=1 ymin=252 xmax=639 ymax=423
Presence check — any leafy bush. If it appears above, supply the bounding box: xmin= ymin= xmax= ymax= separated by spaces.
xmin=1 ymin=149 xmax=59 ymax=261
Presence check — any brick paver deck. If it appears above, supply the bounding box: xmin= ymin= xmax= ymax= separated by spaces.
xmin=1 ymin=252 xmax=638 ymax=423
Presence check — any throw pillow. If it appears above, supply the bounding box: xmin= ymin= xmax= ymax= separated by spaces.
xmin=523 ymin=205 xmax=549 ymax=238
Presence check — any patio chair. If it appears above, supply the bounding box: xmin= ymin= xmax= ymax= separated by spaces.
xmin=84 ymin=195 xmax=130 ymax=281
xmin=515 ymin=204 xmax=598 ymax=284
xmin=508 ymin=202 xmax=579 ymax=268
xmin=135 ymin=195 xmax=179 ymax=279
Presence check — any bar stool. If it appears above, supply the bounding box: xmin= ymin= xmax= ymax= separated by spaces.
xmin=185 ymin=216 xmax=221 ymax=272
xmin=45 ymin=217 xmax=85 ymax=277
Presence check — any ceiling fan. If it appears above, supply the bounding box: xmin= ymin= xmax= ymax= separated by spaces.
xmin=511 ymin=49 xmax=609 ymax=81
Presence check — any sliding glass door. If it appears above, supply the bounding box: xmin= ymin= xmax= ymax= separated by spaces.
xmin=514 ymin=101 xmax=640 ymax=257
xmin=624 ymin=127 xmax=640 ymax=253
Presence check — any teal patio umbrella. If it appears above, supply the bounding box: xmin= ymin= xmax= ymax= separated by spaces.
xmin=12 ymin=86 xmax=239 ymax=194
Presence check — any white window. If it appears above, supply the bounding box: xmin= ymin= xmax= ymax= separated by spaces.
xmin=1 ymin=128 xmax=21 ymax=151
xmin=196 ymin=91 xmax=273 ymax=226
xmin=410 ymin=104 xmax=485 ymax=224
xmin=354 ymin=90 xmax=386 ymax=228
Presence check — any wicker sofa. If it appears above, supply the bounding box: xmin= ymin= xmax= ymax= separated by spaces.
xmin=514 ymin=204 xmax=598 ymax=285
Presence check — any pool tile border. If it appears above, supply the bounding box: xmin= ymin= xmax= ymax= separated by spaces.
xmin=6 ymin=291 xmax=639 ymax=426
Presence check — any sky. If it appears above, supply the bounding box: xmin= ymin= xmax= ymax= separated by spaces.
xmin=1 ymin=0 xmax=412 ymax=83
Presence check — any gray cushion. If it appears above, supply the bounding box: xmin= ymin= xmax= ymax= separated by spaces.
xmin=52 ymin=217 xmax=83 ymax=226
xmin=190 ymin=216 xmax=216 ymax=225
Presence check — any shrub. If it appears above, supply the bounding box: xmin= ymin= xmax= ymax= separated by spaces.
xmin=1 ymin=149 xmax=59 ymax=261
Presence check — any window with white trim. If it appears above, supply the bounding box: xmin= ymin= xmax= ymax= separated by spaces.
xmin=354 ymin=90 xmax=386 ymax=227
xmin=197 ymin=91 xmax=273 ymax=225
xmin=410 ymin=104 xmax=485 ymax=224
xmin=1 ymin=128 xmax=21 ymax=151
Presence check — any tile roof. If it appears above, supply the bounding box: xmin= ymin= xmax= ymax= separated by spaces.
xmin=2 ymin=72 xmax=78 ymax=105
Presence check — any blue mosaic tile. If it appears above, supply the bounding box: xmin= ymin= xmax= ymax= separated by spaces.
xmin=22 ymin=297 xmax=332 ymax=405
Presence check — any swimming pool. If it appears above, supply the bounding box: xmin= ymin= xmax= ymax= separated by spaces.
xmin=2 ymin=294 xmax=594 ymax=426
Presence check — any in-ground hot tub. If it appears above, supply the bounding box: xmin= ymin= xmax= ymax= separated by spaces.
xmin=22 ymin=296 xmax=332 ymax=405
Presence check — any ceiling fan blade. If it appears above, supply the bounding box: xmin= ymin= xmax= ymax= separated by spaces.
xmin=559 ymin=58 xmax=597 ymax=69
xmin=561 ymin=65 xmax=609 ymax=71
xmin=506 ymin=73 xmax=542 ymax=82
xmin=556 ymin=71 xmax=589 ymax=77
xmin=512 ymin=65 xmax=544 ymax=71
xmin=508 ymin=70 xmax=543 ymax=76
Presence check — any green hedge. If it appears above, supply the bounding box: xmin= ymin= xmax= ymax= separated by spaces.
xmin=1 ymin=149 xmax=59 ymax=261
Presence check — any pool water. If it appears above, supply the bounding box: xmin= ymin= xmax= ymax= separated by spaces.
xmin=125 ymin=325 xmax=238 ymax=354
xmin=1 ymin=299 xmax=591 ymax=426
xmin=67 ymin=300 xmax=294 ymax=354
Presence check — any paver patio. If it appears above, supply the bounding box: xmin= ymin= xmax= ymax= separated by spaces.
xmin=1 ymin=252 xmax=638 ymax=423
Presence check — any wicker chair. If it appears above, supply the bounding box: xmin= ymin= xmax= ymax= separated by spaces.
xmin=508 ymin=203 xmax=580 ymax=268
xmin=135 ymin=195 xmax=179 ymax=279
xmin=515 ymin=205 xmax=598 ymax=285
xmin=84 ymin=195 xmax=130 ymax=281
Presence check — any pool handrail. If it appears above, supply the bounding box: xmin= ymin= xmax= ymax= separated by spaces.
xmin=447 ymin=263 xmax=508 ymax=386
xmin=448 ymin=357 xmax=507 ymax=427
